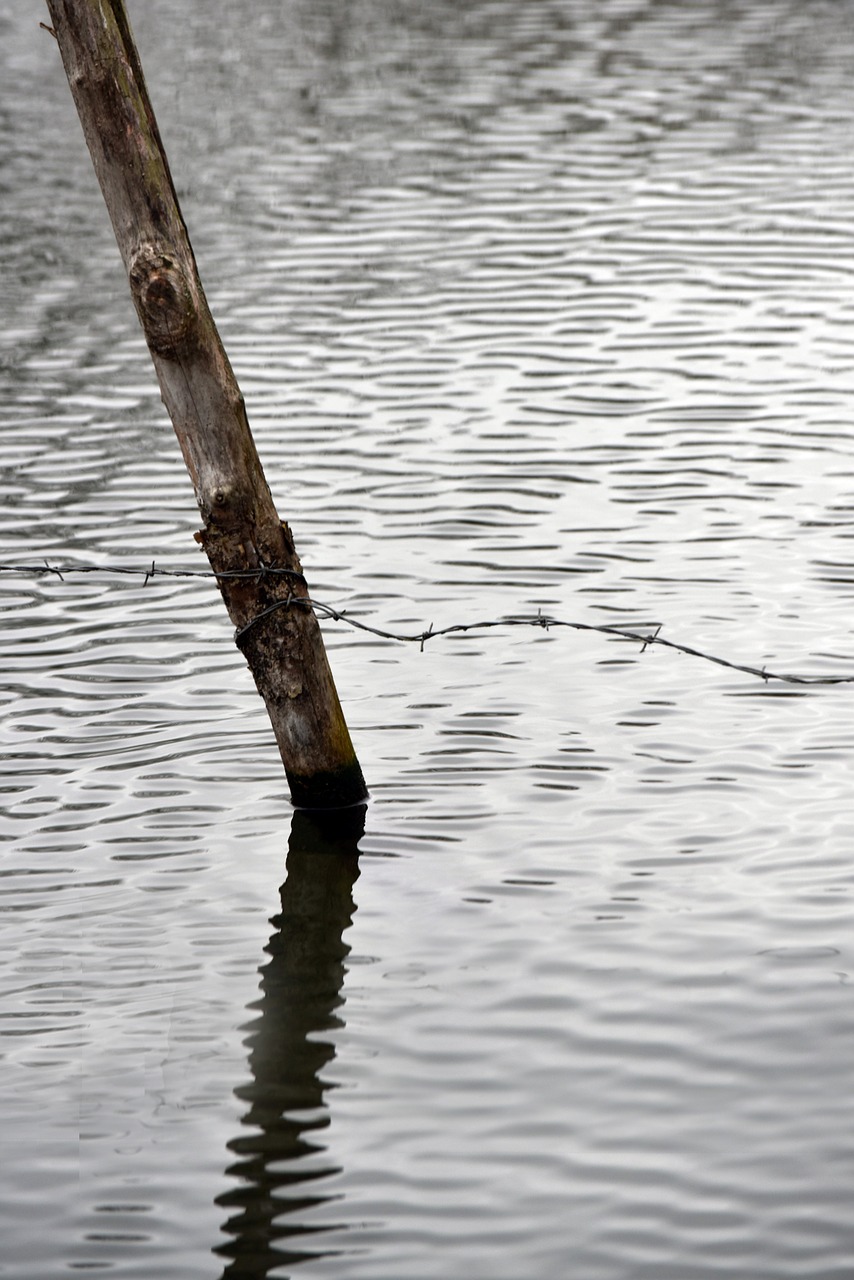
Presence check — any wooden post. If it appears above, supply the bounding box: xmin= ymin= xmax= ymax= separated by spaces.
xmin=44 ymin=0 xmax=367 ymax=808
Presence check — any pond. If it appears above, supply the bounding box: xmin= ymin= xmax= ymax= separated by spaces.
xmin=3 ymin=0 xmax=854 ymax=1276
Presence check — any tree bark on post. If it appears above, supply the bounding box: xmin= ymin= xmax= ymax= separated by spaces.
xmin=44 ymin=0 xmax=367 ymax=808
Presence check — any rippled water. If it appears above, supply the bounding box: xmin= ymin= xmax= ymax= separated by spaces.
xmin=4 ymin=0 xmax=854 ymax=1275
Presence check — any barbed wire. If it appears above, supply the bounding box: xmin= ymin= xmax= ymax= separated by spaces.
xmin=0 ymin=560 xmax=307 ymax=587
xmin=2 ymin=560 xmax=853 ymax=686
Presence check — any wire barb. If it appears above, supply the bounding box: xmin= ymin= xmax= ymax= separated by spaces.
xmin=640 ymin=624 xmax=662 ymax=654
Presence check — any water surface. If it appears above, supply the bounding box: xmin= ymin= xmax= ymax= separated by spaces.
xmin=3 ymin=0 xmax=854 ymax=1276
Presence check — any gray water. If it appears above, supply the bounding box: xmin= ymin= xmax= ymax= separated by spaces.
xmin=3 ymin=0 xmax=854 ymax=1275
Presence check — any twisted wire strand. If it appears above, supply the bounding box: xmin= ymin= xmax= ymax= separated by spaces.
xmin=1 ymin=561 xmax=852 ymax=686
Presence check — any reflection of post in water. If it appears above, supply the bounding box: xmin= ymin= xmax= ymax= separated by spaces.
xmin=215 ymin=806 xmax=365 ymax=1277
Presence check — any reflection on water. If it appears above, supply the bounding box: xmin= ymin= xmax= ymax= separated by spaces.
xmin=216 ymin=808 xmax=364 ymax=1277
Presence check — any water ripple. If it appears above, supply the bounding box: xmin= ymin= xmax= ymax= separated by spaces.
xmin=5 ymin=0 xmax=854 ymax=1276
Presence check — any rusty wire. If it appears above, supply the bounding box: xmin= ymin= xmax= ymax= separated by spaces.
xmin=1 ymin=560 xmax=853 ymax=686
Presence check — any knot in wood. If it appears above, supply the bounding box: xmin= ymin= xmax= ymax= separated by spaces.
xmin=129 ymin=246 xmax=195 ymax=357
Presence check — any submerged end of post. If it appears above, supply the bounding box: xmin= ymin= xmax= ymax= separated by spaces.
xmin=287 ymin=757 xmax=369 ymax=811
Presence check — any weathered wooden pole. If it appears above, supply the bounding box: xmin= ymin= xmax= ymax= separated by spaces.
xmin=44 ymin=0 xmax=367 ymax=808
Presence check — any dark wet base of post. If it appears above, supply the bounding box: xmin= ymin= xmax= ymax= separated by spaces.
xmin=286 ymin=760 xmax=369 ymax=811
